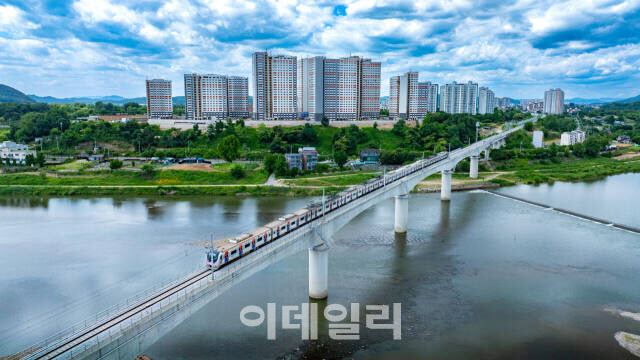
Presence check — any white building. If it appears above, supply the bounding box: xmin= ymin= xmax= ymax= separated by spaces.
xmin=184 ymin=73 xmax=249 ymax=120
xmin=532 ymin=131 xmax=544 ymax=148
xmin=544 ymin=88 xmax=565 ymax=114
xmin=388 ymin=72 xmax=438 ymax=121
xmin=145 ymin=79 xmax=173 ymax=119
xmin=298 ymin=56 xmax=325 ymax=121
xmin=439 ymin=81 xmax=478 ymax=115
xmin=0 ymin=141 xmax=35 ymax=165
xmin=478 ymin=87 xmax=496 ymax=115
xmin=560 ymin=129 xmax=586 ymax=146
xmin=252 ymin=52 xmax=297 ymax=120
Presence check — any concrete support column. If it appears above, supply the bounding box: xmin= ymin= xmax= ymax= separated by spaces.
xmin=309 ymin=243 xmax=329 ymax=299
xmin=394 ymin=194 xmax=409 ymax=233
xmin=441 ymin=170 xmax=452 ymax=201
xmin=470 ymin=155 xmax=479 ymax=179
xmin=484 ymin=148 xmax=490 ymax=161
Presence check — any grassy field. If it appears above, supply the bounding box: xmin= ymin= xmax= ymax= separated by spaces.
xmin=282 ymin=171 xmax=381 ymax=187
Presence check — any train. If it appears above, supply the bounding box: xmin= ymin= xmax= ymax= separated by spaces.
xmin=206 ymin=151 xmax=450 ymax=270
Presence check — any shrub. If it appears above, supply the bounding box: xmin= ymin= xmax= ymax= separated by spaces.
xmin=109 ymin=159 xmax=123 ymax=170
xmin=230 ymin=164 xmax=245 ymax=179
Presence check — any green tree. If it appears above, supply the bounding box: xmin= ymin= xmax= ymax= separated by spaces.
xmin=109 ymin=159 xmax=123 ymax=170
xmin=206 ymin=124 xmax=216 ymax=140
xmin=524 ymin=122 xmax=534 ymax=131
xmin=35 ymin=152 xmax=45 ymax=167
xmin=392 ymin=119 xmax=406 ymax=136
xmin=274 ymin=155 xmax=288 ymax=177
xmin=230 ymin=164 xmax=246 ymax=179
xmin=264 ymin=153 xmax=277 ymax=173
xmin=321 ymin=117 xmax=329 ymax=127
xmin=334 ymin=151 xmax=348 ymax=168
xmin=141 ymin=164 xmax=156 ymax=177
xmin=572 ymin=142 xmax=586 ymax=157
xmin=218 ymin=134 xmax=240 ymax=162
xmin=25 ymin=153 xmax=35 ymax=167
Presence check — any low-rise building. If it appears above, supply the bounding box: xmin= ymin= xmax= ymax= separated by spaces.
xmin=285 ymin=153 xmax=303 ymax=170
xmin=560 ymin=129 xmax=586 ymax=146
xmin=360 ymin=148 xmax=381 ymax=163
xmin=0 ymin=141 xmax=35 ymax=165
xmin=298 ymin=147 xmax=318 ymax=170
xmin=617 ymin=135 xmax=631 ymax=144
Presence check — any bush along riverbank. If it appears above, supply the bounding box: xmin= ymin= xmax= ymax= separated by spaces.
xmin=0 ymin=156 xmax=638 ymax=197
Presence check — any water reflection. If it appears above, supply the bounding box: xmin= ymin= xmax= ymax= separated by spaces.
xmin=0 ymin=197 xmax=49 ymax=208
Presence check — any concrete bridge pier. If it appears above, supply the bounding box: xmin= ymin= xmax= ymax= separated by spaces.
xmin=394 ymin=194 xmax=409 ymax=233
xmin=309 ymin=243 xmax=329 ymax=299
xmin=470 ymin=155 xmax=479 ymax=179
xmin=484 ymin=148 xmax=490 ymax=161
xmin=441 ymin=170 xmax=452 ymax=201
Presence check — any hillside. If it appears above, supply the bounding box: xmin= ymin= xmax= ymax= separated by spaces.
xmin=0 ymin=84 xmax=34 ymax=103
xmin=620 ymin=94 xmax=640 ymax=103
xmin=29 ymin=94 xmax=187 ymax=106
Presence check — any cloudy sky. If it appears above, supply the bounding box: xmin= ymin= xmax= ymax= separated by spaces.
xmin=1 ymin=0 xmax=639 ymax=100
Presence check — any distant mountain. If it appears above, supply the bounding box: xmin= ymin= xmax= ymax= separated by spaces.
xmin=0 ymin=84 xmax=35 ymax=103
xmin=565 ymin=97 xmax=621 ymax=104
xmin=27 ymin=94 xmax=189 ymax=106
xmin=28 ymin=94 xmax=146 ymax=105
xmin=619 ymin=94 xmax=640 ymax=103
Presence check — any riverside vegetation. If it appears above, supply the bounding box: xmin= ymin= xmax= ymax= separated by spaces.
xmin=0 ymin=101 xmax=639 ymax=196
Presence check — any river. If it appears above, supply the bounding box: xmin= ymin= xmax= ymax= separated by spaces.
xmin=1 ymin=174 xmax=640 ymax=358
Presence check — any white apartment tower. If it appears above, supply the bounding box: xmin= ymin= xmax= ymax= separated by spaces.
xmin=544 ymin=88 xmax=565 ymax=114
xmin=298 ymin=56 xmax=325 ymax=121
xmin=252 ymin=52 xmax=297 ymax=120
xmin=184 ymin=73 xmax=249 ymax=120
xmin=145 ymin=79 xmax=173 ymax=118
xmin=439 ymin=81 xmax=478 ymax=115
xmin=478 ymin=87 xmax=496 ymax=115
xmin=389 ymin=72 xmax=438 ymax=120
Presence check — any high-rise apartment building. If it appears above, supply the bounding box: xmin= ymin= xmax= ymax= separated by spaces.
xmin=252 ymin=52 xmax=297 ymax=120
xmin=145 ymin=79 xmax=173 ymax=118
xmin=184 ymin=73 xmax=249 ymax=120
xmin=298 ymin=56 xmax=325 ymax=121
xmin=298 ymin=55 xmax=381 ymax=121
xmin=227 ymin=76 xmax=249 ymax=119
xmin=389 ymin=72 xmax=437 ymax=120
xmin=439 ymin=81 xmax=478 ymax=115
xmin=544 ymin=88 xmax=564 ymax=114
xmin=478 ymin=87 xmax=496 ymax=115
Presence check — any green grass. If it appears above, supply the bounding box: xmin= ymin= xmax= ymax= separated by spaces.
xmin=283 ymin=172 xmax=380 ymax=187
xmin=0 ymin=168 xmax=270 ymax=186
xmin=493 ymin=157 xmax=640 ymax=184
xmin=50 ymin=160 xmax=93 ymax=171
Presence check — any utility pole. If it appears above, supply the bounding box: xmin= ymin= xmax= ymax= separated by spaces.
xmin=322 ymin=188 xmax=325 ymax=217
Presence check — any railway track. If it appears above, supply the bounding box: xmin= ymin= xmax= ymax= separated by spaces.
xmin=33 ymin=269 xmax=211 ymax=359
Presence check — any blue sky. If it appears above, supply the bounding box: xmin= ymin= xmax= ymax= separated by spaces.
xmin=1 ymin=0 xmax=639 ymax=99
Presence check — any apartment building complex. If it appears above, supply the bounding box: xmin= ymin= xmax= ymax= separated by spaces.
xmin=184 ymin=74 xmax=249 ymax=120
xmin=388 ymin=72 xmax=437 ymax=120
xmin=439 ymin=81 xmax=478 ymax=115
xmin=478 ymin=87 xmax=496 ymax=115
xmin=145 ymin=79 xmax=173 ymax=119
xmin=252 ymin=52 xmax=297 ymax=120
xmin=544 ymin=88 xmax=565 ymax=114
xmin=297 ymin=55 xmax=381 ymax=121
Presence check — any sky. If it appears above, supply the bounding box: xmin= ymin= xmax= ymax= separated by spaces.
xmin=0 ymin=0 xmax=639 ymax=100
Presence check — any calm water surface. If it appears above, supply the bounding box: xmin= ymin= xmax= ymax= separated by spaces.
xmin=1 ymin=173 xmax=640 ymax=358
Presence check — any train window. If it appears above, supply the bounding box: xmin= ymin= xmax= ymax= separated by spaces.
xmin=230 ymin=250 xmax=237 ymax=255
xmin=245 ymin=243 xmax=250 ymax=248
